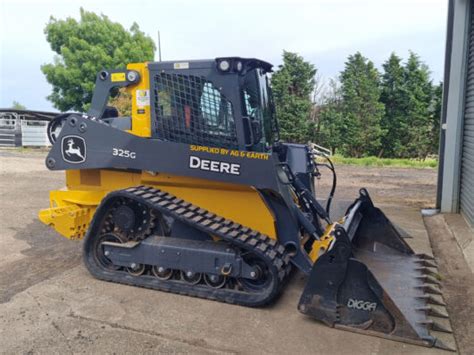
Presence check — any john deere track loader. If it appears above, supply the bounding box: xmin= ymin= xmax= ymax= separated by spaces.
xmin=39 ymin=57 xmax=452 ymax=350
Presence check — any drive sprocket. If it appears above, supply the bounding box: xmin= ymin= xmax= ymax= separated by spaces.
xmin=103 ymin=198 xmax=157 ymax=240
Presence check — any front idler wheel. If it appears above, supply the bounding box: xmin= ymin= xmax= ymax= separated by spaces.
xmin=94 ymin=233 xmax=126 ymax=270
xmin=238 ymin=254 xmax=271 ymax=292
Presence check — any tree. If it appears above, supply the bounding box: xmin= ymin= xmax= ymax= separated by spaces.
xmin=314 ymin=79 xmax=345 ymax=154
xmin=11 ymin=101 xmax=26 ymax=110
xmin=108 ymin=88 xmax=132 ymax=116
xmin=339 ymin=52 xmax=385 ymax=157
xmin=314 ymin=52 xmax=440 ymax=158
xmin=430 ymin=82 xmax=443 ymax=155
xmin=271 ymin=51 xmax=317 ymax=143
xmin=402 ymin=52 xmax=434 ymax=158
xmin=379 ymin=52 xmax=441 ymax=158
xmin=41 ymin=9 xmax=155 ymax=112
xmin=380 ymin=53 xmax=407 ymax=157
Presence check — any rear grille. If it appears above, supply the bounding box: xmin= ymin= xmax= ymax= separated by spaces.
xmin=152 ymin=73 xmax=238 ymax=148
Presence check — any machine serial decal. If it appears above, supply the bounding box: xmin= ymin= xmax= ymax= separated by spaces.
xmin=112 ymin=148 xmax=137 ymax=159
xmin=61 ymin=135 xmax=86 ymax=164
xmin=347 ymin=298 xmax=377 ymax=312
xmin=189 ymin=156 xmax=240 ymax=175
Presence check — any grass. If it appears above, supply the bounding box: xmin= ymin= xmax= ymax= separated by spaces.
xmin=329 ymin=154 xmax=438 ymax=169
xmin=0 ymin=146 xmax=50 ymax=154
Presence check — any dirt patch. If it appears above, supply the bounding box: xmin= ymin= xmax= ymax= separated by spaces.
xmin=424 ymin=215 xmax=474 ymax=355
xmin=0 ymin=149 xmax=81 ymax=303
xmin=317 ymin=165 xmax=437 ymax=209
xmin=0 ymin=221 xmax=81 ymax=304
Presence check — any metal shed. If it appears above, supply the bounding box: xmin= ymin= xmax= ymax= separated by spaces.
xmin=439 ymin=0 xmax=474 ymax=226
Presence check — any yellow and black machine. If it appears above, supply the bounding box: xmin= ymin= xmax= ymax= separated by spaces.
xmin=40 ymin=57 xmax=452 ymax=350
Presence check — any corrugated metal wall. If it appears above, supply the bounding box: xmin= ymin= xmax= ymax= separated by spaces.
xmin=460 ymin=1 xmax=474 ymax=226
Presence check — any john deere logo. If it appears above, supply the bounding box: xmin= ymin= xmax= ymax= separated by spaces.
xmin=61 ymin=135 xmax=86 ymax=163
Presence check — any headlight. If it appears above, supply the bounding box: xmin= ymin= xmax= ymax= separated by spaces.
xmin=235 ymin=61 xmax=243 ymax=72
xmin=218 ymin=60 xmax=230 ymax=71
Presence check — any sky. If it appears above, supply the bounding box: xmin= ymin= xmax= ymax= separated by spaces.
xmin=0 ymin=0 xmax=448 ymax=112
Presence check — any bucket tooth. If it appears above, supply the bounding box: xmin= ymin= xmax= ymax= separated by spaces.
xmin=417 ymin=294 xmax=446 ymax=306
xmin=415 ymin=284 xmax=442 ymax=295
xmin=422 ymin=336 xmax=456 ymax=351
xmin=433 ymin=338 xmax=456 ymax=352
xmin=415 ymin=259 xmax=438 ymax=269
xmin=415 ymin=253 xmax=435 ymax=261
xmin=418 ymin=320 xmax=453 ymax=333
xmin=415 ymin=275 xmax=441 ymax=286
xmin=416 ymin=306 xmax=449 ymax=318
xmin=415 ymin=266 xmax=440 ymax=278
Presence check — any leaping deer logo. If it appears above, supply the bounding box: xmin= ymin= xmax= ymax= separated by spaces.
xmin=65 ymin=138 xmax=85 ymax=160
xmin=61 ymin=136 xmax=86 ymax=163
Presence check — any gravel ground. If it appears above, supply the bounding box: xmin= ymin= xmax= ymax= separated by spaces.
xmin=315 ymin=164 xmax=437 ymax=209
xmin=1 ymin=149 xmax=468 ymax=354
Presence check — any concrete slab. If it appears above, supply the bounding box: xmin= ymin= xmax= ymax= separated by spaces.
xmin=0 ymin=266 xmax=450 ymax=355
xmin=0 ymin=150 xmax=457 ymax=354
xmin=424 ymin=214 xmax=474 ymax=354
xmin=443 ymin=213 xmax=474 ymax=273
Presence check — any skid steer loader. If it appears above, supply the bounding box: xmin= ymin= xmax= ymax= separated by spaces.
xmin=39 ymin=57 xmax=452 ymax=350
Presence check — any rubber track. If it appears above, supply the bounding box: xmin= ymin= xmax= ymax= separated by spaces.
xmin=83 ymin=185 xmax=292 ymax=307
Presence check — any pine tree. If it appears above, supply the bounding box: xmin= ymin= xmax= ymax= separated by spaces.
xmin=339 ymin=52 xmax=385 ymax=157
xmin=403 ymin=52 xmax=433 ymax=158
xmin=380 ymin=53 xmax=407 ymax=157
xmin=430 ymin=82 xmax=443 ymax=155
xmin=271 ymin=51 xmax=317 ymax=143
xmin=315 ymin=79 xmax=345 ymax=154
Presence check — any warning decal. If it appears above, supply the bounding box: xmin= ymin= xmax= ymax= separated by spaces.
xmin=136 ymin=90 xmax=150 ymax=107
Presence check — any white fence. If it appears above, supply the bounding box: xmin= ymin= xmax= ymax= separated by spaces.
xmin=0 ymin=112 xmax=51 ymax=147
xmin=21 ymin=120 xmax=50 ymax=146
xmin=0 ymin=114 xmax=21 ymax=147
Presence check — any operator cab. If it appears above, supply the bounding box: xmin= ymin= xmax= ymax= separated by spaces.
xmin=147 ymin=57 xmax=279 ymax=151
